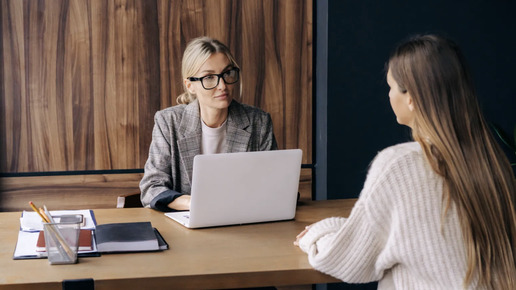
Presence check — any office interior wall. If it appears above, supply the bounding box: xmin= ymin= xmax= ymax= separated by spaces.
xmin=0 ymin=0 xmax=313 ymax=173
xmin=0 ymin=0 xmax=313 ymax=211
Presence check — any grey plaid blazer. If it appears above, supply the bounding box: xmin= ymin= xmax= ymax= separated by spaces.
xmin=140 ymin=99 xmax=278 ymax=211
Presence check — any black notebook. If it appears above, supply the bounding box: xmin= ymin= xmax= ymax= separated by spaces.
xmin=95 ymin=222 xmax=168 ymax=253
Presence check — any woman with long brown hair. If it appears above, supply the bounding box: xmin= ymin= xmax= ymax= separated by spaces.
xmin=295 ymin=34 xmax=516 ymax=289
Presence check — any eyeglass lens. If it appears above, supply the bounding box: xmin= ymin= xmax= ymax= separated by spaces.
xmin=201 ymin=68 xmax=239 ymax=89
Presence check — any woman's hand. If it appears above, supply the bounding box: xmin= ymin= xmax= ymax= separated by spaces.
xmin=168 ymin=195 xmax=191 ymax=211
xmin=293 ymin=225 xmax=311 ymax=246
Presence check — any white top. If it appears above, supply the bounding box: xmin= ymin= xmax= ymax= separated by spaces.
xmin=201 ymin=120 xmax=227 ymax=154
xmin=298 ymin=142 xmax=481 ymax=290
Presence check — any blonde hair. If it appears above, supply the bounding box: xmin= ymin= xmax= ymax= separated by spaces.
xmin=177 ymin=36 xmax=240 ymax=104
xmin=388 ymin=35 xmax=516 ymax=289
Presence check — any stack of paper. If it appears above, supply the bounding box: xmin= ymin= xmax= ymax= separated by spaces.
xmin=13 ymin=209 xmax=98 ymax=260
xmin=13 ymin=210 xmax=168 ymax=260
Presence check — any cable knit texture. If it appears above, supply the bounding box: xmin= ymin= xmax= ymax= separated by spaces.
xmin=299 ymin=142 xmax=480 ymax=289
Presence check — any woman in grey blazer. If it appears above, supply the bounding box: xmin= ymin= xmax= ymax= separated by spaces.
xmin=140 ymin=37 xmax=278 ymax=212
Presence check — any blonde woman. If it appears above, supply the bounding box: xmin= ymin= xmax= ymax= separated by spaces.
xmin=295 ymin=35 xmax=516 ymax=289
xmin=140 ymin=37 xmax=277 ymax=212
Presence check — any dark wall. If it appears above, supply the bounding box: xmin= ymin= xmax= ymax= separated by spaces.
xmin=324 ymin=0 xmax=516 ymax=201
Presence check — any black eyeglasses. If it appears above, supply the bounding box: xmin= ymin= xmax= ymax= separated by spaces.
xmin=188 ymin=67 xmax=240 ymax=90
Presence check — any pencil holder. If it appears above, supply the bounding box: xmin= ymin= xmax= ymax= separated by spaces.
xmin=43 ymin=219 xmax=81 ymax=265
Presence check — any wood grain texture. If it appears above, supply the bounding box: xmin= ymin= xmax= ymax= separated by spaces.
xmin=0 ymin=173 xmax=143 ymax=212
xmin=1 ymin=202 xmax=349 ymax=288
xmin=0 ymin=168 xmax=311 ymax=212
xmin=1 ymin=0 xmax=312 ymax=174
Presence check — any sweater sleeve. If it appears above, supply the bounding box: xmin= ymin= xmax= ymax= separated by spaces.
xmin=298 ymin=143 xmax=422 ymax=283
xmin=298 ymin=199 xmax=388 ymax=283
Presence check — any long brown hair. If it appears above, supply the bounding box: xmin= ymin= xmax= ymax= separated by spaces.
xmin=388 ymin=34 xmax=516 ymax=288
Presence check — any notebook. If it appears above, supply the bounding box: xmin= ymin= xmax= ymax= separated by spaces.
xmin=36 ymin=229 xmax=93 ymax=252
xmin=94 ymin=222 xmax=168 ymax=253
xmin=165 ymin=149 xmax=302 ymax=228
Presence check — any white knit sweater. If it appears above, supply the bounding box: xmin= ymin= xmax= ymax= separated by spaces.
xmin=299 ymin=142 xmax=480 ymax=289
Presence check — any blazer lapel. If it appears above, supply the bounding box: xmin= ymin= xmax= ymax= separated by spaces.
xmin=226 ymin=101 xmax=251 ymax=153
xmin=177 ymin=100 xmax=202 ymax=183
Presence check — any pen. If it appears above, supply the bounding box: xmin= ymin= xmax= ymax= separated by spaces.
xmin=29 ymin=201 xmax=50 ymax=223
xmin=39 ymin=208 xmax=51 ymax=223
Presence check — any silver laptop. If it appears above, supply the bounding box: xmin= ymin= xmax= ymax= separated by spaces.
xmin=165 ymin=149 xmax=302 ymax=228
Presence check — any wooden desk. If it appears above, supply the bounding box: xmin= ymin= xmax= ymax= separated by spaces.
xmin=0 ymin=199 xmax=357 ymax=289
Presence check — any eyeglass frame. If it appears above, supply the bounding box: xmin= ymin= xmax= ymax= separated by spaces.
xmin=187 ymin=67 xmax=240 ymax=90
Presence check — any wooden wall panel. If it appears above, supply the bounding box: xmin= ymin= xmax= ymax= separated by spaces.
xmin=1 ymin=0 xmax=312 ymax=173
xmin=0 ymin=173 xmax=144 ymax=211
xmin=156 ymin=0 xmax=313 ymax=159
xmin=0 ymin=168 xmax=312 ymax=212
xmin=0 ymin=0 xmax=163 ymax=172
xmin=1 ymin=0 xmax=313 ymax=211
